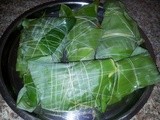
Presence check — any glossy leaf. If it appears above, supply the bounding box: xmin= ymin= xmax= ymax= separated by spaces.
xmin=16 ymin=17 xmax=76 ymax=112
xmin=96 ymin=0 xmax=143 ymax=61
xmin=107 ymin=53 xmax=160 ymax=105
xmin=17 ymin=85 xmax=39 ymax=112
xmin=74 ymin=3 xmax=98 ymax=19
xmin=18 ymin=17 xmax=76 ymax=61
xmin=28 ymin=58 xmax=116 ymax=113
xmin=96 ymin=36 xmax=137 ymax=61
xmin=102 ymin=0 xmax=142 ymax=41
xmin=17 ymin=52 xmax=160 ymax=113
xmin=59 ymin=4 xmax=74 ymax=17
xmin=16 ymin=2 xmax=160 ymax=117
xmin=65 ymin=19 xmax=102 ymax=61
xmin=59 ymin=3 xmax=102 ymax=61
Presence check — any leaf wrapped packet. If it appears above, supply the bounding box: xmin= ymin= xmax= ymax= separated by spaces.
xmin=16 ymin=17 xmax=76 ymax=111
xmin=59 ymin=4 xmax=103 ymax=61
xmin=27 ymin=58 xmax=116 ymax=113
xmin=17 ymin=52 xmax=160 ymax=113
xmin=16 ymin=1 xmax=160 ymax=119
xmin=96 ymin=0 xmax=143 ymax=61
xmin=107 ymin=53 xmax=160 ymax=105
xmin=65 ymin=19 xmax=102 ymax=61
xmin=16 ymin=3 xmax=101 ymax=113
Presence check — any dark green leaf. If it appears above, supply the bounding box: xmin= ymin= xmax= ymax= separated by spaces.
xmin=59 ymin=4 xmax=74 ymax=17
xmin=74 ymin=3 xmax=98 ymax=19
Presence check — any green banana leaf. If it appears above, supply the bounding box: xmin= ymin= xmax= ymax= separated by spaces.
xmin=17 ymin=52 xmax=160 ymax=113
xmin=102 ymin=0 xmax=142 ymax=41
xmin=96 ymin=36 xmax=137 ymax=61
xmin=16 ymin=85 xmax=39 ymax=112
xmin=96 ymin=0 xmax=143 ymax=61
xmin=73 ymin=2 xmax=98 ymax=19
xmin=65 ymin=19 xmax=102 ymax=61
xmin=16 ymin=3 xmax=100 ymax=112
xmin=16 ymin=17 xmax=76 ymax=78
xmin=107 ymin=53 xmax=160 ymax=105
xmin=16 ymin=1 xmax=160 ymax=118
xmin=16 ymin=17 xmax=76 ymax=112
xmin=59 ymin=2 xmax=98 ymax=19
xmin=18 ymin=17 xmax=76 ymax=61
xmin=27 ymin=58 xmax=116 ymax=112
xmin=59 ymin=4 xmax=102 ymax=61
xmin=59 ymin=4 xmax=74 ymax=17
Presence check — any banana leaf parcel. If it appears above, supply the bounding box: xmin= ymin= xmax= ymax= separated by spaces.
xmin=16 ymin=0 xmax=160 ymax=119
xmin=96 ymin=0 xmax=143 ymax=61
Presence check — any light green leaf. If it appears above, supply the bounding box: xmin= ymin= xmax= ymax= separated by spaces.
xmin=27 ymin=58 xmax=116 ymax=112
xmin=96 ymin=0 xmax=143 ymax=61
xmin=59 ymin=4 xmax=74 ymax=17
xmin=16 ymin=2 xmax=160 ymax=118
xmin=74 ymin=3 xmax=98 ymax=19
xmin=17 ymin=85 xmax=39 ymax=112
xmin=96 ymin=36 xmax=137 ymax=61
xmin=102 ymin=0 xmax=142 ymax=42
xmin=131 ymin=46 xmax=147 ymax=56
xmin=19 ymin=17 xmax=75 ymax=60
xmin=107 ymin=53 xmax=160 ymax=105
xmin=65 ymin=19 xmax=102 ymax=61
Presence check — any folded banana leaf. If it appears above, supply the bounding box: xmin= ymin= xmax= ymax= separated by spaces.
xmin=27 ymin=58 xmax=116 ymax=113
xmin=59 ymin=2 xmax=98 ymax=19
xmin=16 ymin=17 xmax=76 ymax=78
xmin=65 ymin=19 xmax=102 ymax=61
xmin=16 ymin=17 xmax=76 ymax=112
xmin=102 ymin=0 xmax=142 ymax=41
xmin=96 ymin=0 xmax=143 ymax=61
xmin=107 ymin=52 xmax=160 ymax=105
xmin=16 ymin=1 xmax=160 ymax=118
xmin=96 ymin=36 xmax=137 ymax=61
xmin=16 ymin=3 xmax=101 ymax=112
xmin=17 ymin=52 xmax=160 ymax=113
xmin=59 ymin=4 xmax=102 ymax=61
xmin=18 ymin=17 xmax=76 ymax=61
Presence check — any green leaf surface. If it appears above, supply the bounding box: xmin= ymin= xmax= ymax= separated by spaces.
xmin=108 ymin=53 xmax=160 ymax=105
xmin=74 ymin=3 xmax=98 ymax=19
xmin=17 ymin=53 xmax=160 ymax=113
xmin=28 ymin=58 xmax=116 ymax=112
xmin=102 ymin=0 xmax=142 ymax=42
xmin=16 ymin=17 xmax=76 ymax=112
xmin=96 ymin=36 xmax=137 ymax=61
xmin=131 ymin=46 xmax=147 ymax=56
xmin=59 ymin=4 xmax=74 ymax=17
xmin=65 ymin=19 xmax=102 ymax=61
xmin=17 ymin=85 xmax=39 ymax=112
xmin=16 ymin=17 xmax=76 ymax=79
xmin=16 ymin=2 xmax=160 ymax=117
xmin=59 ymin=3 xmax=99 ymax=22
xmin=96 ymin=0 xmax=143 ymax=61
xmin=19 ymin=17 xmax=76 ymax=60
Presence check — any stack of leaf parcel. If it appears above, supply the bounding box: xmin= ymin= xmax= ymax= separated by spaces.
xmin=16 ymin=0 xmax=160 ymax=119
